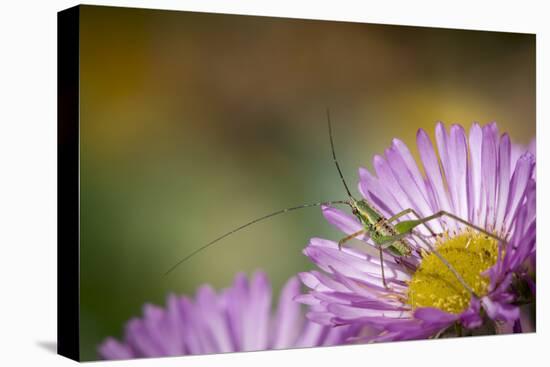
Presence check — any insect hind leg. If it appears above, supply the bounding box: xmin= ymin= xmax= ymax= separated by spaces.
xmin=387 ymin=208 xmax=438 ymax=238
xmin=395 ymin=209 xmax=509 ymax=299
xmin=416 ymin=210 xmax=507 ymax=244
xmin=412 ymin=231 xmax=477 ymax=298
xmin=411 ymin=210 xmax=508 ymax=271
xmin=376 ymin=219 xmax=478 ymax=299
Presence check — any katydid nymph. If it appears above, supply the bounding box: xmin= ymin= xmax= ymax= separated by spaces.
xmin=165 ymin=111 xmax=507 ymax=300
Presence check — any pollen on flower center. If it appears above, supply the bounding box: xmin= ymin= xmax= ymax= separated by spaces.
xmin=406 ymin=230 xmax=499 ymax=314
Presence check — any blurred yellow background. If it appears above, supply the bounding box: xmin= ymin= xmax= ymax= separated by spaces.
xmin=78 ymin=5 xmax=535 ymax=360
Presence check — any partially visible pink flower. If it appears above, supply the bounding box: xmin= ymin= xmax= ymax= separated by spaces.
xmin=512 ymin=138 xmax=536 ymax=181
xmin=99 ymin=272 xmax=357 ymax=360
xmin=299 ymin=122 xmax=535 ymax=341
xmin=512 ymin=138 xmax=535 ymax=168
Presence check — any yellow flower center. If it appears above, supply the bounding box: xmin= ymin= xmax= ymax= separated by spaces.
xmin=406 ymin=231 xmax=499 ymax=314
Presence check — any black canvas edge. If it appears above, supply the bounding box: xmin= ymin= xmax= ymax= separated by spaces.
xmin=76 ymin=3 xmax=535 ymax=35
xmin=58 ymin=5 xmax=80 ymax=362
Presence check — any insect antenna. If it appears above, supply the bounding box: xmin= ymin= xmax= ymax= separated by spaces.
xmin=326 ymin=109 xmax=355 ymax=201
xmin=163 ymin=200 xmax=348 ymax=276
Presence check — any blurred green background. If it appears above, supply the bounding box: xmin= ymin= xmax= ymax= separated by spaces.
xmin=78 ymin=5 xmax=535 ymax=360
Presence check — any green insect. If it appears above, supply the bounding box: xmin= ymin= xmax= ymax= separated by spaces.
xmin=165 ymin=110 xmax=506 ymax=299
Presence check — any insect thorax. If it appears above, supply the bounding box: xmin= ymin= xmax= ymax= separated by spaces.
xmin=353 ymin=199 xmax=412 ymax=257
xmin=353 ymin=199 xmax=384 ymax=225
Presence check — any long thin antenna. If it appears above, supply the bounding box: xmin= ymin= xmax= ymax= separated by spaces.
xmin=327 ymin=109 xmax=354 ymax=200
xmin=164 ymin=200 xmax=348 ymax=276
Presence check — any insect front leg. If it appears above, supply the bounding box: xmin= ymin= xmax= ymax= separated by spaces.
xmin=377 ymin=245 xmax=387 ymax=289
xmin=337 ymin=229 xmax=367 ymax=250
xmin=336 ymin=229 xmax=390 ymax=289
xmin=373 ymin=232 xmax=411 ymax=289
xmin=337 ymin=229 xmax=402 ymax=289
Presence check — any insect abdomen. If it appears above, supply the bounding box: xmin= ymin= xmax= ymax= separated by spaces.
xmin=370 ymin=224 xmax=412 ymax=257
xmin=388 ymin=240 xmax=412 ymax=257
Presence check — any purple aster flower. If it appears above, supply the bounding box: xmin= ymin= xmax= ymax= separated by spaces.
xmin=298 ymin=122 xmax=535 ymax=341
xmin=99 ymin=272 xmax=357 ymax=360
